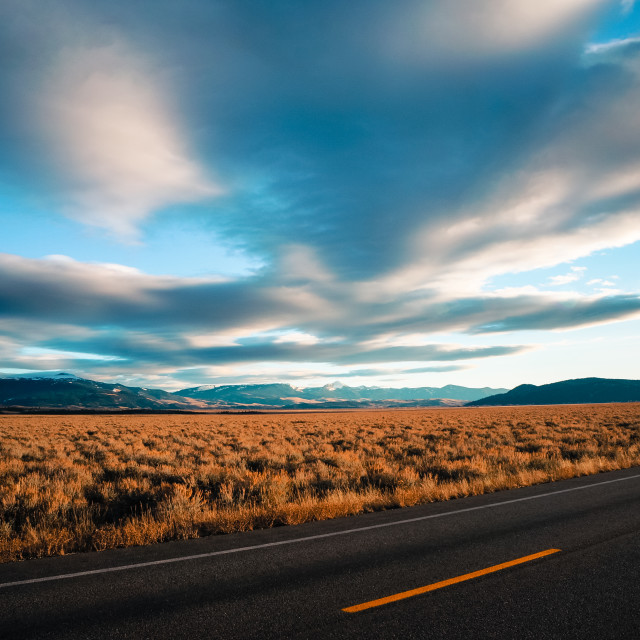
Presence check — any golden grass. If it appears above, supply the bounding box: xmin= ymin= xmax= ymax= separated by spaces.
xmin=0 ymin=403 xmax=638 ymax=562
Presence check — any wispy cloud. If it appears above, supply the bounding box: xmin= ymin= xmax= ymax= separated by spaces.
xmin=621 ymin=0 xmax=636 ymax=15
xmin=588 ymin=277 xmax=619 ymax=287
xmin=585 ymin=34 xmax=640 ymax=55
xmin=469 ymin=294 xmax=640 ymax=333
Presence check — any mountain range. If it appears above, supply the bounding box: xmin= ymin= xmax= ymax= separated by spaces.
xmin=175 ymin=382 xmax=508 ymax=407
xmin=1 ymin=373 xmax=638 ymax=412
xmin=0 ymin=374 xmax=505 ymax=412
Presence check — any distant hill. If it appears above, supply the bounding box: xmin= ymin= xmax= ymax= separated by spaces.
xmin=0 ymin=373 xmax=207 ymax=412
xmin=176 ymin=382 xmax=508 ymax=408
xmin=466 ymin=378 xmax=640 ymax=406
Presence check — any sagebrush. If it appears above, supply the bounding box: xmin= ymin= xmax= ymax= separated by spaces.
xmin=1 ymin=403 xmax=638 ymax=562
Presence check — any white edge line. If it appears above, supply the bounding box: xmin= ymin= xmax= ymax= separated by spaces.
xmin=1 ymin=471 xmax=639 ymax=590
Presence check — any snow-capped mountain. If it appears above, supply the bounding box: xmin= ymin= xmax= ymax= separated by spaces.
xmin=175 ymin=382 xmax=508 ymax=407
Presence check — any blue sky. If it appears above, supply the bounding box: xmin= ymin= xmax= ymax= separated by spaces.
xmin=0 ymin=0 xmax=639 ymax=390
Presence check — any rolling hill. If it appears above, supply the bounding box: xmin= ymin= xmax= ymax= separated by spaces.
xmin=466 ymin=377 xmax=640 ymax=406
xmin=0 ymin=373 xmax=207 ymax=412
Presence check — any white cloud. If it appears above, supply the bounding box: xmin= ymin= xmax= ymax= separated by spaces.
xmin=273 ymin=331 xmax=320 ymax=345
xmin=549 ymin=275 xmax=577 ymax=286
xmin=549 ymin=266 xmax=587 ymax=286
xmin=585 ymin=35 xmax=640 ymax=56
xmin=384 ymin=202 xmax=640 ymax=297
xmin=452 ymin=0 xmax=603 ymax=51
xmin=39 ymin=41 xmax=222 ymax=237
xmin=386 ymin=0 xmax=606 ymax=63
xmin=21 ymin=347 xmax=125 ymax=362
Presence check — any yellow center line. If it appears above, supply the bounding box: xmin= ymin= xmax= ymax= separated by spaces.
xmin=342 ymin=548 xmax=561 ymax=613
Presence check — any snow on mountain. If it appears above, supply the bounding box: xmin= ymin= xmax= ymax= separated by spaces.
xmin=176 ymin=382 xmax=508 ymax=405
xmin=323 ymin=381 xmax=346 ymax=391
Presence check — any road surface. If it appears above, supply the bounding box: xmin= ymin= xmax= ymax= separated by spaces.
xmin=1 ymin=466 xmax=639 ymax=639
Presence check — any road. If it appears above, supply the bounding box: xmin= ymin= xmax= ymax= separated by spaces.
xmin=1 ymin=466 xmax=639 ymax=639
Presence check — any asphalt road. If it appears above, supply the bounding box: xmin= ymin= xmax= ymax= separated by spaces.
xmin=1 ymin=466 xmax=639 ymax=639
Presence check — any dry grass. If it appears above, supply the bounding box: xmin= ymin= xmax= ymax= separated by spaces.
xmin=0 ymin=403 xmax=638 ymax=563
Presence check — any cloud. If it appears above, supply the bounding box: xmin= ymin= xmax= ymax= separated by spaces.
xmin=585 ymin=35 xmax=640 ymax=55
xmin=621 ymin=0 xmax=635 ymax=15
xmin=384 ymin=0 xmax=606 ymax=62
xmin=469 ymin=294 xmax=640 ymax=333
xmin=0 ymin=253 xmax=631 ymax=340
xmin=1 ymin=254 xmax=638 ymax=376
xmin=0 ymin=2 xmax=221 ymax=238
xmin=200 ymin=6 xmax=640 ymax=286
xmin=273 ymin=331 xmax=321 ymax=345
xmin=21 ymin=347 xmax=125 ymax=362
xmin=402 ymin=365 xmax=467 ymax=374
xmin=38 ymin=41 xmax=221 ymax=237
xmin=0 ymin=253 xmax=528 ymax=372
xmin=0 ymin=254 xmax=285 ymax=329
xmin=377 ymin=50 xmax=640 ymax=294
xmin=1 ymin=2 xmax=640 ymax=386
xmin=588 ymin=278 xmax=618 ymax=286
xmin=19 ymin=332 xmax=525 ymax=370
xmin=3 ymin=1 xmax=639 ymax=270
xmin=549 ymin=266 xmax=587 ymax=286
xmin=83 ymin=363 xmax=467 ymax=389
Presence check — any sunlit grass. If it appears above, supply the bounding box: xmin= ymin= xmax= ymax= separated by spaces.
xmin=0 ymin=403 xmax=638 ymax=562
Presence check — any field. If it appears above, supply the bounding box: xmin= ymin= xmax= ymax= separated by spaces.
xmin=1 ymin=403 xmax=639 ymax=563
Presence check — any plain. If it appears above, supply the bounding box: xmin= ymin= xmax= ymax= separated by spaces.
xmin=1 ymin=403 xmax=639 ymax=562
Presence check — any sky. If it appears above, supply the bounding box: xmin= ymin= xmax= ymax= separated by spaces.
xmin=0 ymin=0 xmax=639 ymax=391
